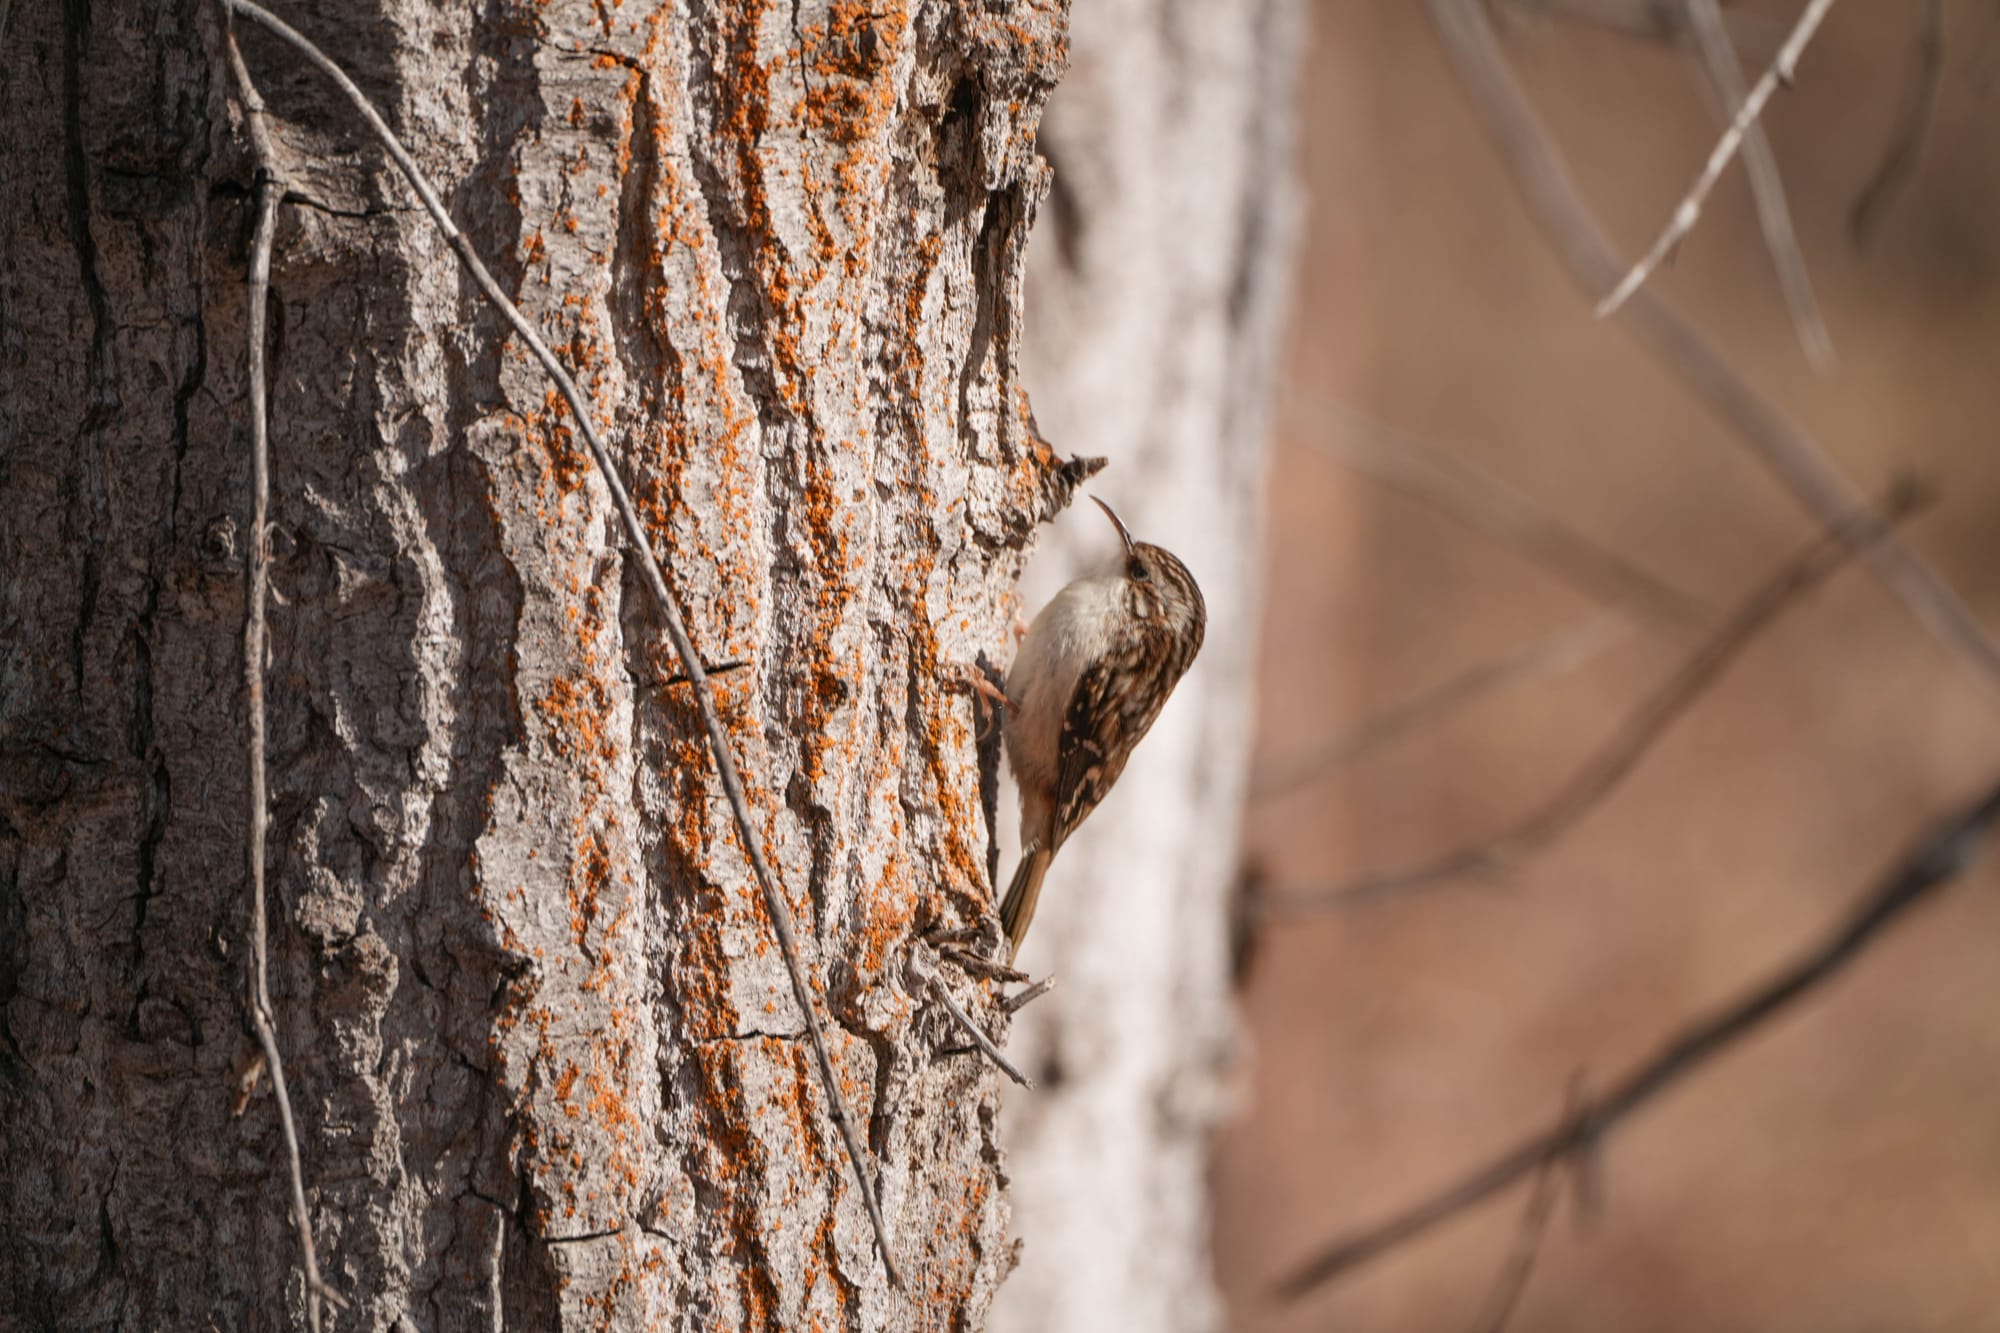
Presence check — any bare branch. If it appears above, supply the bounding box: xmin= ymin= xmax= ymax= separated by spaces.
xmin=1596 ymin=0 xmax=1841 ymax=318
xmin=1429 ymin=0 xmax=2000 ymax=699
xmin=1499 ymin=0 xmax=1778 ymax=56
xmin=1286 ymin=394 xmax=1703 ymax=623
xmin=1849 ymin=0 xmax=1945 ymax=244
xmin=1462 ymin=1079 xmax=1582 ymax=1333
xmin=1684 ymin=0 xmax=1835 ymax=371
xmin=223 ymin=21 xmax=344 ymax=1327
xmin=1260 ymin=485 xmax=1923 ymax=912
xmin=1251 ymin=614 xmax=1628 ymax=802
xmin=223 ymin=0 xmax=902 ymax=1284
xmin=1274 ymin=773 xmax=2000 ymax=1301
xmin=998 ymin=976 xmax=1057 ymax=1015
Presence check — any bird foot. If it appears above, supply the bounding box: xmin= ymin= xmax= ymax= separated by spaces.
xmin=917 ymin=926 xmax=1050 ymax=1012
xmin=922 ymin=922 xmax=1022 ymax=982
xmin=946 ymin=661 xmax=1015 ymax=739
xmin=941 ymin=944 xmax=1028 ymax=985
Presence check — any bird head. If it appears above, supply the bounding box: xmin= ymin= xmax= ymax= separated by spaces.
xmin=1091 ymin=496 xmax=1206 ymax=643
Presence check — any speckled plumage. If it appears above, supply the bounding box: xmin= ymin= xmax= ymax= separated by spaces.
xmin=999 ymin=499 xmax=1205 ymax=955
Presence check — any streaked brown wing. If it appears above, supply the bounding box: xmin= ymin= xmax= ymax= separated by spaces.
xmin=1049 ymin=624 xmax=1176 ymax=851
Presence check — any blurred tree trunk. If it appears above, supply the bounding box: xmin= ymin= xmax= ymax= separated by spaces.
xmin=991 ymin=1 xmax=1300 ymax=1331
xmin=1 ymin=1 xmax=1077 ymax=1327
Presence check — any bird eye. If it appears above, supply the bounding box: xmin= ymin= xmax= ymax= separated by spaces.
xmin=1130 ymin=559 xmax=1150 ymax=582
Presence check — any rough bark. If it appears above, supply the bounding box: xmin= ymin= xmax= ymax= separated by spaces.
xmin=1 ymin=1 xmax=1078 ymax=1327
xmin=990 ymin=1 xmax=1301 ymax=1330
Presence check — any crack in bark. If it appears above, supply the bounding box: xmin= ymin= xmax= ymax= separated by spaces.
xmin=691 ymin=1028 xmax=807 ymax=1047
xmin=542 ymin=1224 xmax=626 ymax=1246
xmin=125 ymin=572 xmax=167 ymax=982
xmin=60 ymin=0 xmax=115 ymax=419
xmin=284 ymin=191 xmax=406 ymax=220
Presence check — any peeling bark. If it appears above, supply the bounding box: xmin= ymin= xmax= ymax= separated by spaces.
xmin=1 ymin=1 xmax=1082 ymax=1327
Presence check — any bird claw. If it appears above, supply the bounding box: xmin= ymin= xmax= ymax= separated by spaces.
xmin=941 ymin=944 xmax=1028 ymax=985
xmin=925 ymin=924 xmax=987 ymax=949
xmin=946 ymin=661 xmax=1015 ymax=739
xmin=921 ymin=921 xmax=1021 ymax=981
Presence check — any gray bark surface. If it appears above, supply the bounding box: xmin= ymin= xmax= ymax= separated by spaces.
xmin=991 ymin=1 xmax=1301 ymax=1330
xmin=1 ymin=1 xmax=1078 ymax=1327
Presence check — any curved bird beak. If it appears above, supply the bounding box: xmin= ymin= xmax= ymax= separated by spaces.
xmin=1091 ymin=496 xmax=1137 ymax=557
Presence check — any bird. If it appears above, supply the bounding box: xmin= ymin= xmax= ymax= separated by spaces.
xmin=998 ymin=496 xmax=1206 ymax=957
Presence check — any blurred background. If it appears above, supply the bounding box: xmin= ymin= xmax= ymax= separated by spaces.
xmin=1214 ymin=3 xmax=2000 ymax=1332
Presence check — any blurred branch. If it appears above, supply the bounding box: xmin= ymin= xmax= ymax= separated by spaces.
xmin=1251 ymin=614 xmax=1627 ymax=801
xmin=1286 ymin=395 xmax=1704 ymax=622
xmin=1684 ymin=0 xmax=1835 ymax=372
xmin=1429 ymin=0 xmax=2000 ymax=700
xmin=1274 ymin=771 xmax=2000 ymax=1301
xmin=1596 ymin=0 xmax=1841 ymax=319
xmin=1259 ymin=484 xmax=1922 ymax=912
xmin=1498 ymin=0 xmax=1778 ymax=56
xmin=1462 ymin=1078 xmax=1584 ymax=1333
xmin=1849 ymin=0 xmax=1945 ymax=245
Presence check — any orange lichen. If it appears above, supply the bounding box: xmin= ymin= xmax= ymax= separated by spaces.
xmin=463 ymin=0 xmax=1073 ymax=1314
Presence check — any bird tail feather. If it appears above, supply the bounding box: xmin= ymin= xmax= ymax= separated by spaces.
xmin=999 ymin=847 xmax=1053 ymax=959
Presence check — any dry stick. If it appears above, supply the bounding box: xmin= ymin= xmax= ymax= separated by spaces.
xmin=1262 ymin=392 xmax=1698 ymax=803
xmin=1274 ymin=772 xmax=2000 ymax=1302
xmin=1429 ymin=0 xmax=2000 ymax=698
xmin=1849 ymin=0 xmax=1944 ymax=245
xmin=998 ymin=976 xmax=1056 ymax=1015
xmin=927 ymin=978 xmax=1034 ymax=1089
xmin=1596 ymin=0 xmax=1841 ymax=318
xmin=1261 ymin=486 xmax=1922 ymax=912
xmin=220 ymin=0 xmax=902 ymax=1284
xmin=1461 ymin=1081 xmax=1581 ymax=1333
xmin=225 ymin=25 xmax=346 ymax=1329
xmin=1285 ymin=394 xmax=1703 ymax=624
xmin=1251 ymin=615 xmax=1628 ymax=802
xmin=1683 ymin=0 xmax=1834 ymax=372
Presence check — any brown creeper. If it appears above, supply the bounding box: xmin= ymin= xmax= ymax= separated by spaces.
xmin=999 ymin=497 xmax=1206 ymax=956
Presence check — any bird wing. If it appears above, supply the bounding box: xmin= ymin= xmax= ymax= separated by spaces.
xmin=1049 ymin=624 xmax=1175 ymax=852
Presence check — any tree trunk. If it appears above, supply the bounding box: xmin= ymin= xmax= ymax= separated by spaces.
xmin=2 ymin=1 xmax=1077 ymax=1327
xmin=990 ymin=1 xmax=1300 ymax=1330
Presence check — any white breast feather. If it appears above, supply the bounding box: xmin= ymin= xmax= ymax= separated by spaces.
xmin=1004 ymin=570 xmax=1124 ymax=796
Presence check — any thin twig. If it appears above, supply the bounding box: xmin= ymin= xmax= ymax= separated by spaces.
xmin=928 ymin=977 xmax=1033 ymax=1088
xmin=1683 ymin=0 xmax=1835 ymax=372
xmin=223 ymin=0 xmax=902 ymax=1284
xmin=1430 ymin=0 xmax=2000 ymax=699
xmin=1274 ymin=772 xmax=2000 ymax=1301
xmin=1849 ymin=0 xmax=1945 ymax=245
xmin=1596 ymin=0 xmax=1841 ymax=318
xmin=224 ymin=22 xmax=345 ymax=1328
xmin=1286 ymin=395 xmax=1703 ymax=623
xmin=1261 ymin=485 xmax=1922 ymax=912
xmin=1251 ymin=615 xmax=1628 ymax=802
xmin=998 ymin=975 xmax=1056 ymax=1015
xmin=1462 ymin=1078 xmax=1583 ymax=1333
